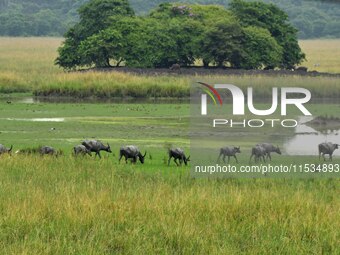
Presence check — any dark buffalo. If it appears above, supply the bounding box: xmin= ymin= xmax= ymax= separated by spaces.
xmin=256 ymin=143 xmax=281 ymax=161
xmin=249 ymin=145 xmax=266 ymax=163
xmin=168 ymin=148 xmax=190 ymax=166
xmin=169 ymin=63 xmax=181 ymax=71
xmin=74 ymin=145 xmax=92 ymax=157
xmin=119 ymin=145 xmax=146 ymax=164
xmin=40 ymin=146 xmax=56 ymax=156
xmin=217 ymin=146 xmax=241 ymax=163
xmin=319 ymin=142 xmax=339 ymax=161
xmin=0 ymin=144 xmax=13 ymax=155
xmin=82 ymin=140 xmax=112 ymax=159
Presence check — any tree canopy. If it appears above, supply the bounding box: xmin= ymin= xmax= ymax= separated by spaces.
xmin=0 ymin=0 xmax=339 ymax=38
xmin=55 ymin=0 xmax=307 ymax=70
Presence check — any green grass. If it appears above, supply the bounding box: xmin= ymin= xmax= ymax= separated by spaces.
xmin=0 ymin=98 xmax=339 ymax=254
xmin=0 ymin=155 xmax=339 ymax=254
xmin=0 ymin=37 xmax=340 ymax=254
xmin=0 ymin=102 xmax=189 ymax=151
xmin=0 ymin=37 xmax=340 ymax=98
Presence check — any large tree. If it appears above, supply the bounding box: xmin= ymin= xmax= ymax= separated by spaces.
xmin=56 ymin=0 xmax=304 ymax=70
xmin=229 ymin=0 xmax=305 ymax=69
xmin=201 ymin=21 xmax=245 ymax=68
xmin=55 ymin=0 xmax=134 ymax=70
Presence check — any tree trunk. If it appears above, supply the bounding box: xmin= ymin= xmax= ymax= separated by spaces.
xmin=203 ymin=60 xmax=209 ymax=68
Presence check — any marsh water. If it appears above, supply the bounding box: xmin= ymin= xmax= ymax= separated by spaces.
xmin=2 ymin=96 xmax=339 ymax=156
xmin=284 ymin=116 xmax=340 ymax=156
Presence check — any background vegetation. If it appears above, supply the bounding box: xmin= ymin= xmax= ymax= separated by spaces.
xmin=0 ymin=37 xmax=340 ymax=98
xmin=0 ymin=0 xmax=339 ymax=39
xmin=56 ymin=0 xmax=305 ymax=70
xmin=0 ymin=29 xmax=339 ymax=255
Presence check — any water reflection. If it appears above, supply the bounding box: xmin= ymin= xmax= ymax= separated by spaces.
xmin=5 ymin=118 xmax=65 ymax=122
xmin=0 ymin=96 xmax=188 ymax=104
xmin=284 ymin=116 xmax=340 ymax=156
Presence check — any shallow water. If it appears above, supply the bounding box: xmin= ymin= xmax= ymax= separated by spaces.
xmin=284 ymin=116 xmax=340 ymax=156
xmin=1 ymin=96 xmax=188 ymax=104
xmin=5 ymin=118 xmax=65 ymax=122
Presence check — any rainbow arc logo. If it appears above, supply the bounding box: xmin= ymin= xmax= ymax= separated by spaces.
xmin=198 ymin=82 xmax=223 ymax=106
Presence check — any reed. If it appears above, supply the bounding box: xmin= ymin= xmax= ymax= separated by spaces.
xmin=0 ymin=37 xmax=339 ymax=98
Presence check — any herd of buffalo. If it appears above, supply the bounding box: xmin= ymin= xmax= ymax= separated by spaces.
xmin=0 ymin=141 xmax=338 ymax=164
xmin=0 ymin=140 xmax=190 ymax=166
xmin=218 ymin=142 xmax=339 ymax=163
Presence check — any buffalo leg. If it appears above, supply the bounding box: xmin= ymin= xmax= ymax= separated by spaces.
xmin=217 ymin=153 xmax=222 ymax=163
xmin=168 ymin=156 xmax=172 ymax=166
xmin=249 ymin=154 xmax=253 ymax=163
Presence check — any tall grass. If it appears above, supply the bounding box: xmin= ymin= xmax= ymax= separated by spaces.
xmin=32 ymin=72 xmax=340 ymax=98
xmin=300 ymin=39 xmax=340 ymax=73
xmin=33 ymin=71 xmax=191 ymax=98
xmin=0 ymin=155 xmax=339 ymax=254
xmin=0 ymin=37 xmax=339 ymax=98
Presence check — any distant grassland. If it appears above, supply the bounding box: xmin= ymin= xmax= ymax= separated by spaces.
xmin=0 ymin=37 xmax=339 ymax=98
xmin=300 ymin=39 xmax=340 ymax=73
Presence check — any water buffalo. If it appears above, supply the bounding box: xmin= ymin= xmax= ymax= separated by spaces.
xmin=119 ymin=145 xmax=146 ymax=164
xmin=318 ymin=142 xmax=339 ymax=161
xmin=217 ymin=146 xmax=241 ymax=163
xmin=257 ymin=143 xmax=281 ymax=161
xmin=170 ymin=63 xmax=181 ymax=71
xmin=82 ymin=140 xmax=112 ymax=159
xmin=40 ymin=146 xmax=56 ymax=156
xmin=249 ymin=145 xmax=266 ymax=163
xmin=74 ymin=145 xmax=92 ymax=157
xmin=0 ymin=144 xmax=12 ymax=155
xmin=168 ymin=148 xmax=190 ymax=166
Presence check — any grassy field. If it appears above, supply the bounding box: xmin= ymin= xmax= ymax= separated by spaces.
xmin=300 ymin=39 xmax=340 ymax=73
xmin=0 ymin=155 xmax=339 ymax=254
xmin=0 ymin=37 xmax=340 ymax=98
xmin=0 ymin=37 xmax=340 ymax=254
xmin=0 ymin=100 xmax=339 ymax=254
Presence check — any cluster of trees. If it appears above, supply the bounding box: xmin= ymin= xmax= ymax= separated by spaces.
xmin=56 ymin=0 xmax=304 ymax=70
xmin=132 ymin=0 xmax=340 ymax=39
xmin=0 ymin=0 xmax=339 ymax=38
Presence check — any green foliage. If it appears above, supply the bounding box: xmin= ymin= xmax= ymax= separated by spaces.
xmin=0 ymin=0 xmax=339 ymax=38
xmin=229 ymin=0 xmax=305 ymax=68
xmin=201 ymin=21 xmax=245 ymax=68
xmin=55 ymin=0 xmax=134 ymax=70
xmin=79 ymin=29 xmax=124 ymax=67
xmin=56 ymin=1 xmax=304 ymax=70
xmin=241 ymin=26 xmax=283 ymax=69
xmin=130 ymin=0 xmax=340 ymax=40
xmin=78 ymin=0 xmax=134 ymax=37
